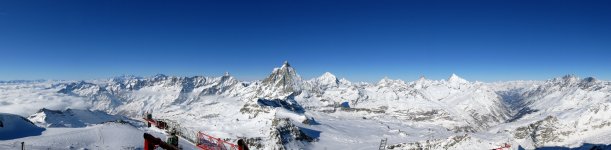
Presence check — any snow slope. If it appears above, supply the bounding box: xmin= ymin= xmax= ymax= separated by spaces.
xmin=0 ymin=113 xmax=45 ymax=140
xmin=0 ymin=122 xmax=198 ymax=150
xmin=28 ymin=108 xmax=130 ymax=127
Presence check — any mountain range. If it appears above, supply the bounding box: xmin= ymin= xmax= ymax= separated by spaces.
xmin=0 ymin=61 xmax=610 ymax=149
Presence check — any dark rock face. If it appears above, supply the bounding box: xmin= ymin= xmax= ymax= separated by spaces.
xmin=270 ymin=118 xmax=317 ymax=149
xmin=261 ymin=61 xmax=302 ymax=96
xmin=257 ymin=98 xmax=305 ymax=114
xmin=514 ymin=116 xmax=573 ymax=147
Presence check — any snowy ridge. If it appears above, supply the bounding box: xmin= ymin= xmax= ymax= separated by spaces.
xmin=0 ymin=113 xmax=45 ymax=140
xmin=27 ymin=108 xmax=129 ymax=127
xmin=0 ymin=62 xmax=610 ymax=149
xmin=0 ymin=121 xmax=198 ymax=150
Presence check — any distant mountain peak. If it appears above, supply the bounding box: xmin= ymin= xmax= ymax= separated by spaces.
xmin=582 ymin=76 xmax=597 ymax=83
xmin=414 ymin=75 xmax=429 ymax=84
xmin=153 ymin=74 xmax=168 ymax=79
xmin=562 ymin=74 xmax=579 ymax=81
xmin=378 ymin=77 xmax=391 ymax=84
xmin=418 ymin=75 xmax=426 ymax=81
xmin=319 ymin=72 xmax=337 ymax=80
xmin=220 ymin=72 xmax=235 ymax=82
xmin=552 ymin=74 xmax=580 ymax=83
xmin=36 ymin=108 xmax=62 ymax=114
xmin=378 ymin=77 xmax=405 ymax=86
xmin=316 ymin=72 xmax=339 ymax=86
xmin=261 ymin=61 xmax=303 ymax=96
xmin=411 ymin=75 xmax=431 ymax=89
xmin=448 ymin=73 xmax=468 ymax=83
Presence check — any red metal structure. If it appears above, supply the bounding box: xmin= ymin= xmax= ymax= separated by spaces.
xmin=493 ymin=143 xmax=511 ymax=150
xmin=144 ymin=117 xmax=167 ymax=129
xmin=196 ymin=131 xmax=239 ymax=150
xmin=143 ymin=112 xmax=245 ymax=150
xmin=143 ymin=133 xmax=179 ymax=150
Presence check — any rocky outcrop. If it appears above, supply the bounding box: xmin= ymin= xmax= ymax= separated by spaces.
xmin=514 ymin=116 xmax=573 ymax=147
xmin=387 ymin=134 xmax=471 ymax=150
xmin=270 ymin=118 xmax=317 ymax=149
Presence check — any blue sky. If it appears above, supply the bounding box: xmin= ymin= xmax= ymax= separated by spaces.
xmin=0 ymin=0 xmax=610 ymax=82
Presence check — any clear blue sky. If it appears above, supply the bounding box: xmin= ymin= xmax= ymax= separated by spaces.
xmin=0 ymin=0 xmax=610 ymax=82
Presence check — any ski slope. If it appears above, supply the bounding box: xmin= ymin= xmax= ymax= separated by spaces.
xmin=0 ymin=121 xmax=198 ymax=150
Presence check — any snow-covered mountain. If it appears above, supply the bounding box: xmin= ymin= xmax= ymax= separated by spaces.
xmin=259 ymin=61 xmax=303 ymax=99
xmin=0 ymin=113 xmax=45 ymax=140
xmin=1 ymin=62 xmax=610 ymax=149
xmin=27 ymin=108 xmax=131 ymax=127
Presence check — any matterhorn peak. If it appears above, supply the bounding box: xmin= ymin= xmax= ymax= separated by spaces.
xmin=282 ymin=60 xmax=290 ymax=68
xmin=261 ymin=61 xmax=303 ymax=97
xmin=448 ymin=73 xmax=468 ymax=83
xmin=224 ymin=72 xmax=230 ymax=76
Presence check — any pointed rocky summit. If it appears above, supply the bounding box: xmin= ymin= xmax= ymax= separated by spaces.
xmin=261 ymin=61 xmax=303 ymax=95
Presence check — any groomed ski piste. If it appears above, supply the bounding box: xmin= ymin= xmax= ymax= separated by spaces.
xmin=1 ymin=61 xmax=611 ymax=150
xmin=0 ymin=111 xmax=199 ymax=150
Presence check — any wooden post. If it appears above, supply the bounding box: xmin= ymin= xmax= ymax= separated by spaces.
xmin=21 ymin=142 xmax=24 ymax=150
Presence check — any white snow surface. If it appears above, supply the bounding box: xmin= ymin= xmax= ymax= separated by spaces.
xmin=0 ymin=122 xmax=198 ymax=150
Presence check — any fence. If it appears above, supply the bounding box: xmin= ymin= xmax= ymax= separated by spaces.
xmin=196 ymin=132 xmax=238 ymax=150
xmin=144 ymin=116 xmax=239 ymax=150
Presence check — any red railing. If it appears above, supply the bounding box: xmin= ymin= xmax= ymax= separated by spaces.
xmin=144 ymin=118 xmax=157 ymax=125
xmin=143 ymin=114 xmax=239 ymax=150
xmin=493 ymin=143 xmax=511 ymax=150
xmin=143 ymin=118 xmax=167 ymax=129
xmin=196 ymin=131 xmax=238 ymax=150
